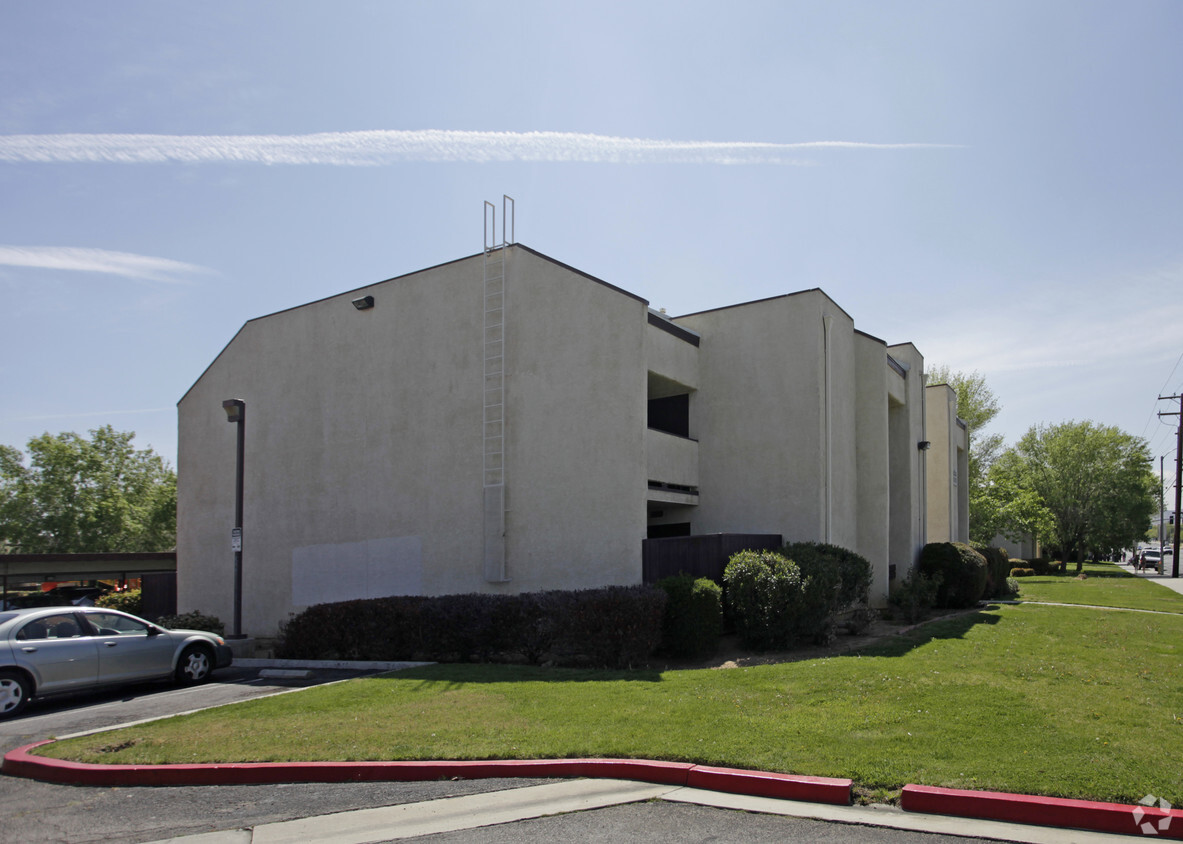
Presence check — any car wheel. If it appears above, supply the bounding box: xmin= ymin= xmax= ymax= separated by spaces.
xmin=0 ymin=670 xmax=31 ymax=719
xmin=175 ymin=646 xmax=213 ymax=685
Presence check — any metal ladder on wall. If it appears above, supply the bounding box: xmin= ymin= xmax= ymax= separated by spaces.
xmin=482 ymin=196 xmax=513 ymax=582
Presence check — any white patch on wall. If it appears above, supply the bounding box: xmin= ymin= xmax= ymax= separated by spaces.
xmin=291 ymin=536 xmax=423 ymax=606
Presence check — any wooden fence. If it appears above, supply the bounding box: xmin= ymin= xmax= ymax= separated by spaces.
xmin=642 ymin=533 xmax=782 ymax=584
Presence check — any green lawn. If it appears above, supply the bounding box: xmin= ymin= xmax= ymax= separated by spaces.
xmin=40 ymin=599 xmax=1183 ymax=805
xmin=1014 ymin=561 xmax=1183 ymax=614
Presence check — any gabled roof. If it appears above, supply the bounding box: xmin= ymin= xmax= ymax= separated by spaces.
xmin=178 ymin=244 xmax=647 ymax=405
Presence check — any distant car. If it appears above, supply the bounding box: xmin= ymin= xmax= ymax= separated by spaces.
xmin=0 ymin=606 xmax=233 ymax=719
xmin=1141 ymin=550 xmax=1164 ymax=571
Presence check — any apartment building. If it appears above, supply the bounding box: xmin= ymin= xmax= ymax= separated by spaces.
xmin=177 ymin=243 xmax=966 ymax=637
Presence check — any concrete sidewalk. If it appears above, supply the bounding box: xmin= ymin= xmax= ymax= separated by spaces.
xmin=1118 ymin=558 xmax=1183 ymax=595
xmin=143 ymin=778 xmax=1138 ymax=844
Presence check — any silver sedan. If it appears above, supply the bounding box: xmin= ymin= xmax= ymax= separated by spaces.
xmin=0 ymin=606 xmax=233 ymax=718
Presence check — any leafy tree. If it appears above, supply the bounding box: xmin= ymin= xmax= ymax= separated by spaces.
xmin=0 ymin=426 xmax=176 ymax=553
xmin=1004 ymin=421 xmax=1155 ymax=571
xmin=974 ymin=451 xmax=1055 ymax=548
xmin=927 ymin=366 xmax=1005 ymax=544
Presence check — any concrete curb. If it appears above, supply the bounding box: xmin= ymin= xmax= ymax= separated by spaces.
xmin=902 ymin=784 xmax=1183 ymax=839
xmin=7 ymin=740 xmax=1179 ymax=838
xmin=2 ymin=741 xmax=850 ymax=805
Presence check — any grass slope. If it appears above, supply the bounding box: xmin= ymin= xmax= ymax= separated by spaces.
xmin=1014 ymin=561 xmax=1183 ymax=614
xmin=42 ymin=596 xmax=1183 ymax=805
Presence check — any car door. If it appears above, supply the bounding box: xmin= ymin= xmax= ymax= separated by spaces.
xmin=84 ymin=611 xmax=175 ymax=684
xmin=12 ymin=612 xmax=99 ymax=695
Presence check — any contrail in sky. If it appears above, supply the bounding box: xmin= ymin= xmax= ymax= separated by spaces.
xmin=0 ymin=246 xmax=210 ymax=282
xmin=0 ymin=130 xmax=961 ymax=166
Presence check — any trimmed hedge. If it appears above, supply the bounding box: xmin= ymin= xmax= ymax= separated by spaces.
xmin=656 ymin=575 xmax=722 ymax=658
xmin=918 ymin=542 xmax=988 ymax=608
xmin=974 ymin=546 xmax=1012 ymax=599
xmin=158 ymin=611 xmax=226 ymax=636
xmin=275 ymin=586 xmax=666 ymax=670
xmin=723 ymin=549 xmax=805 ymax=650
xmin=1009 ymin=567 xmax=1036 ymax=578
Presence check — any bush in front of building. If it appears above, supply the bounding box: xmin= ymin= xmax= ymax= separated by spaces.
xmin=781 ymin=541 xmax=873 ymax=644
xmin=1009 ymin=567 xmax=1036 ymax=577
xmin=973 ymin=546 xmax=1013 ymax=599
xmin=1026 ymin=557 xmax=1051 ymax=575
xmin=887 ymin=569 xmax=941 ymax=623
xmin=158 ymin=611 xmax=226 ymax=636
xmin=96 ymin=589 xmax=143 ymax=616
xmin=723 ymin=549 xmax=805 ymax=650
xmin=656 ymin=574 xmax=723 ymax=658
xmin=918 ymin=542 xmax=989 ymax=608
xmin=274 ymin=586 xmax=666 ymax=669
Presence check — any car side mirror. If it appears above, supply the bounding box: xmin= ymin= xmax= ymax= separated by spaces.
xmin=146 ymin=625 xmax=163 ymax=636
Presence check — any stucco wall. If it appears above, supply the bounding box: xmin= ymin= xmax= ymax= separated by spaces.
xmin=178 ymin=247 xmax=649 ymax=636
xmin=853 ymin=333 xmax=892 ymax=605
xmin=925 ymin=383 xmax=969 ymax=544
xmin=178 ymin=255 xmax=488 ymax=636
xmin=886 ymin=343 xmax=928 ymax=584
xmin=500 ymin=248 xmax=647 ymax=591
xmin=674 ymin=293 xmax=828 ymax=540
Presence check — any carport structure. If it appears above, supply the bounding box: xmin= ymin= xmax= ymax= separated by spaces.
xmin=1 ymin=552 xmax=177 ymax=618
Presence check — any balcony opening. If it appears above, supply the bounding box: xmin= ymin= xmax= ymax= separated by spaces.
xmin=648 ymin=372 xmax=693 ymax=439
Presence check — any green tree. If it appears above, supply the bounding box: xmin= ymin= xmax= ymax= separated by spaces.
xmin=0 ymin=426 xmax=176 ymax=553
xmin=1005 ymin=421 xmax=1155 ymax=571
xmin=974 ymin=451 xmax=1055 ymax=548
xmin=927 ymin=366 xmax=1005 ymax=544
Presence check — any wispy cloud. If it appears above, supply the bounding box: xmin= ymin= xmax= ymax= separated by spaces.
xmin=0 ymin=130 xmax=962 ymax=167
xmin=0 ymin=246 xmax=211 ymax=283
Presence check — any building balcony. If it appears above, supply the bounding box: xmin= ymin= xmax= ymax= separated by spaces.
xmin=646 ymin=427 xmax=699 ymax=504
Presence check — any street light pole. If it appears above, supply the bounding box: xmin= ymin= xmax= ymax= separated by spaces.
xmin=222 ymin=399 xmax=246 ymax=638
xmin=1160 ymin=394 xmax=1182 ymax=578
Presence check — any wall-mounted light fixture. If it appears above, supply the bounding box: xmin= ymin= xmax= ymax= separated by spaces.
xmin=918 ymin=440 xmax=932 ymax=451
xmin=351 ymin=295 xmax=375 ymax=310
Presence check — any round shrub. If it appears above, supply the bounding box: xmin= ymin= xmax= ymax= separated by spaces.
xmin=918 ymin=542 xmax=988 ymax=608
xmin=973 ymin=546 xmax=1012 ymax=599
xmin=723 ymin=549 xmax=805 ymax=650
xmin=657 ymin=575 xmax=723 ymax=658
xmin=780 ymin=542 xmax=870 ymax=644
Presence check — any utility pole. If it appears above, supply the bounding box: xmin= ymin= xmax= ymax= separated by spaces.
xmin=1159 ymin=394 xmax=1182 ymax=578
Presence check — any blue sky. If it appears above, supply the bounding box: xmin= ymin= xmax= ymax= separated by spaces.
xmin=2 ymin=0 xmax=1181 ymax=483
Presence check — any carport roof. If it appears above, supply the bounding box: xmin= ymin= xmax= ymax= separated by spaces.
xmin=1 ymin=552 xmax=176 ymax=581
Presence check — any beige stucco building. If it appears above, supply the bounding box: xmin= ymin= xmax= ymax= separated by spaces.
xmin=177 ymin=244 xmax=967 ymax=636
xmin=924 ymin=382 xmax=970 ymax=545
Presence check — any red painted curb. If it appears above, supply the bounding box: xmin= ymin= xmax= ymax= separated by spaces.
xmin=902 ymin=784 xmax=1183 ymax=839
xmin=2 ymin=742 xmax=848 ymax=805
xmin=687 ymin=765 xmax=851 ymax=805
xmin=1 ymin=743 xmax=693 ymax=788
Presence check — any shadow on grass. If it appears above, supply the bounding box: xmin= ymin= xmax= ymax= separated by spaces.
xmin=844 ymin=608 xmax=1003 ymax=660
